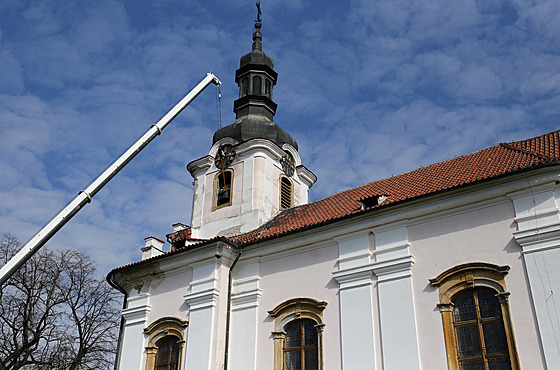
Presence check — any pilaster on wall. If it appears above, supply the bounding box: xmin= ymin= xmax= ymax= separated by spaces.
xmin=332 ymin=231 xmax=376 ymax=369
xmin=229 ymin=262 xmax=262 ymax=370
xmin=184 ymin=261 xmax=221 ymax=370
xmin=371 ymin=224 xmax=421 ymax=370
xmin=119 ymin=294 xmax=151 ymax=370
xmin=508 ymin=182 xmax=560 ymax=367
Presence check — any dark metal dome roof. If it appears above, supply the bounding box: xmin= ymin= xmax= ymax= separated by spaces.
xmin=213 ymin=20 xmax=298 ymax=150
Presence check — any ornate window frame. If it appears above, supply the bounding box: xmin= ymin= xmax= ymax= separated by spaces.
xmin=429 ymin=263 xmax=520 ymax=370
xmin=144 ymin=317 xmax=188 ymax=370
xmin=268 ymin=298 xmax=327 ymax=370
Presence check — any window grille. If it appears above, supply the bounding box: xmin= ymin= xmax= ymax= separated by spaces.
xmin=453 ymin=288 xmax=511 ymax=369
xmin=284 ymin=319 xmax=319 ymax=370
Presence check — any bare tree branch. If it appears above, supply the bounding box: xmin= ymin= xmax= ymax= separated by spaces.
xmin=0 ymin=235 xmax=121 ymax=369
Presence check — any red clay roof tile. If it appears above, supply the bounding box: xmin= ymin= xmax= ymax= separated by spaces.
xmin=228 ymin=129 xmax=560 ymax=245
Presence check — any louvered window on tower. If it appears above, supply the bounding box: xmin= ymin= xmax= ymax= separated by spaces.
xmin=280 ymin=176 xmax=293 ymax=210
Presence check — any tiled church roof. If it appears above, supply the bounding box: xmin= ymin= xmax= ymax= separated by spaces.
xmin=230 ymin=130 xmax=560 ymax=245
xmin=115 ymin=129 xmax=560 ymax=271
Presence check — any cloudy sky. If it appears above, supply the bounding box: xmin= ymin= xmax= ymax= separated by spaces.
xmin=1 ymin=0 xmax=559 ymax=274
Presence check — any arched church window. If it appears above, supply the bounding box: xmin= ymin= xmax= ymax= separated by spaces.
xmin=143 ymin=317 xmax=187 ymax=370
xmin=252 ymin=76 xmax=262 ymax=96
xmin=430 ymin=263 xmax=520 ymax=370
xmin=242 ymin=77 xmax=249 ymax=97
xmin=268 ymin=298 xmax=327 ymax=370
xmin=265 ymin=79 xmax=272 ymax=98
xmin=214 ymin=169 xmax=233 ymax=208
xmin=280 ymin=176 xmax=293 ymax=210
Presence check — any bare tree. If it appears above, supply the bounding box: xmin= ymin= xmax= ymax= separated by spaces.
xmin=0 ymin=235 xmax=121 ymax=369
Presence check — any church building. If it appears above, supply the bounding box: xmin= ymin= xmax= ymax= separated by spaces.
xmin=108 ymin=18 xmax=560 ymax=370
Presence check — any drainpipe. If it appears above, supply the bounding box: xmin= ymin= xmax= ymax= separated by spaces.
xmin=223 ymin=246 xmax=242 ymax=370
xmin=106 ymin=272 xmax=128 ymax=370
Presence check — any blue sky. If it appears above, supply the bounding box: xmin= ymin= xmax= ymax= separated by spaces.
xmin=1 ymin=0 xmax=559 ymax=274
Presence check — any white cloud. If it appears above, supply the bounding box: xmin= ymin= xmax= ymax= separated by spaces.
xmin=0 ymin=0 xmax=559 ymax=274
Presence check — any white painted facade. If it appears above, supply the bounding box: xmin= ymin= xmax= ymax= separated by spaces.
xmin=108 ymin=20 xmax=559 ymax=370
xmin=110 ymin=164 xmax=560 ymax=369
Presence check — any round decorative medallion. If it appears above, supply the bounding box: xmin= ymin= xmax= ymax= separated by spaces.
xmin=280 ymin=153 xmax=295 ymax=177
xmin=215 ymin=145 xmax=236 ymax=169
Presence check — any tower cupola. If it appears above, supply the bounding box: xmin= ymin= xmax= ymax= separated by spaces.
xmin=212 ymin=18 xmax=298 ymax=150
xmin=234 ymin=21 xmax=277 ymax=120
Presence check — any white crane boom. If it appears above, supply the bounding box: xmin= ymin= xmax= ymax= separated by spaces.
xmin=0 ymin=72 xmax=221 ymax=286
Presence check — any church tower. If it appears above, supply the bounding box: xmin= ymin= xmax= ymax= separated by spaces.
xmin=187 ymin=19 xmax=316 ymax=240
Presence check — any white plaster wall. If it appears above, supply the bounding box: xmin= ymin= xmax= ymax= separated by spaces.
xmin=409 ymin=201 xmax=546 ymax=369
xmin=146 ymin=268 xmax=193 ymax=323
xmin=255 ymin=243 xmax=342 ymax=369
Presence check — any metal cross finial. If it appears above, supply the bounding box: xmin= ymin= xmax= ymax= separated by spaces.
xmin=256 ymin=2 xmax=262 ymax=22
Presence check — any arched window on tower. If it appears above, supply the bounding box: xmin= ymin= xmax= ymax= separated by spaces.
xmin=252 ymin=76 xmax=262 ymax=96
xmin=265 ymin=79 xmax=272 ymax=99
xmin=280 ymin=176 xmax=293 ymax=210
xmin=214 ymin=169 xmax=233 ymax=208
xmin=241 ymin=77 xmax=249 ymax=97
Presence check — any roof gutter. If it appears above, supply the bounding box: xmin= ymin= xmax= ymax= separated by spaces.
xmin=106 ymin=271 xmax=127 ymax=370
xmin=223 ymin=244 xmax=242 ymax=370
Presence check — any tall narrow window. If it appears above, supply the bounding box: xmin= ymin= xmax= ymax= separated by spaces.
xmin=265 ymin=79 xmax=272 ymax=98
xmin=252 ymin=76 xmax=262 ymax=96
xmin=453 ymin=288 xmax=511 ymax=369
xmin=430 ymin=263 xmax=520 ymax=370
xmin=242 ymin=77 xmax=249 ymax=97
xmin=214 ymin=170 xmax=233 ymax=208
xmin=280 ymin=176 xmax=293 ymax=210
xmin=155 ymin=336 xmax=179 ymax=370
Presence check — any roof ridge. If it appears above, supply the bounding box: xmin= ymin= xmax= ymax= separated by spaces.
xmin=499 ymin=141 xmax=554 ymax=162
